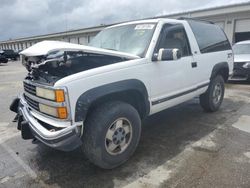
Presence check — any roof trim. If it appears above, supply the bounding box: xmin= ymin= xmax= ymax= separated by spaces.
xmin=154 ymin=1 xmax=250 ymax=18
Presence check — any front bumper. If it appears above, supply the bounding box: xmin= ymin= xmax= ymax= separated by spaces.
xmin=231 ymin=63 xmax=250 ymax=81
xmin=17 ymin=96 xmax=82 ymax=151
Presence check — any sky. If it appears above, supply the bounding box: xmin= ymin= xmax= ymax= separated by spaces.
xmin=0 ymin=0 xmax=249 ymax=41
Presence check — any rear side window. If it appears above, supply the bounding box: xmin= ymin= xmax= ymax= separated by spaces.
xmin=4 ymin=50 xmax=14 ymax=54
xmin=188 ymin=20 xmax=231 ymax=53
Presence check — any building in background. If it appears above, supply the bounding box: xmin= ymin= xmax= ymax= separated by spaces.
xmin=1 ymin=1 xmax=250 ymax=50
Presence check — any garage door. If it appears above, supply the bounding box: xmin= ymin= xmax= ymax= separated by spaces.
xmin=79 ymin=36 xmax=88 ymax=45
xmin=235 ymin=19 xmax=250 ymax=32
xmin=69 ymin=37 xmax=78 ymax=44
xmin=235 ymin=19 xmax=250 ymax=43
xmin=62 ymin=38 xmax=69 ymax=42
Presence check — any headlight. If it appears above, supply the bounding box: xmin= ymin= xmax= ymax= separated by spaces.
xmin=36 ymin=87 xmax=55 ymax=100
xmin=39 ymin=104 xmax=67 ymax=119
xmin=36 ymin=87 xmax=65 ymax=102
xmin=243 ymin=62 xmax=250 ymax=69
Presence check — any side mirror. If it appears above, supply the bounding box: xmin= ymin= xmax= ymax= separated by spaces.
xmin=154 ymin=48 xmax=181 ymax=61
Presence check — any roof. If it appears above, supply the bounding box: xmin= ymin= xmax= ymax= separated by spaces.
xmin=154 ymin=1 xmax=250 ymax=18
xmin=106 ymin=18 xmax=188 ymax=29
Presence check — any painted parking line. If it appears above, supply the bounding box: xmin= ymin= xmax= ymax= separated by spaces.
xmin=121 ymin=113 xmax=250 ymax=188
xmin=0 ymin=171 xmax=26 ymax=184
xmin=0 ymin=122 xmax=37 ymax=179
xmin=119 ymin=130 xmax=219 ymax=188
xmin=0 ymin=122 xmax=20 ymax=144
xmin=1 ymin=142 xmax=37 ymax=179
xmin=232 ymin=115 xmax=250 ymax=133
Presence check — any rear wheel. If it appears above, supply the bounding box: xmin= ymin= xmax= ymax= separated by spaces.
xmin=3 ymin=58 xmax=8 ymax=63
xmin=81 ymin=101 xmax=141 ymax=169
xmin=247 ymin=74 xmax=250 ymax=82
xmin=200 ymin=75 xmax=225 ymax=112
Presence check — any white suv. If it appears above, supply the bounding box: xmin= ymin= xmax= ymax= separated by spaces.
xmin=10 ymin=18 xmax=233 ymax=169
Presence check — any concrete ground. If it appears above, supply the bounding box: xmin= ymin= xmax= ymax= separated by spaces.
xmin=0 ymin=61 xmax=250 ymax=188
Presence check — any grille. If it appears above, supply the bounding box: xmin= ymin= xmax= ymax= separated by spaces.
xmin=23 ymin=81 xmax=36 ymax=96
xmin=24 ymin=95 xmax=39 ymax=111
xmin=234 ymin=62 xmax=246 ymax=68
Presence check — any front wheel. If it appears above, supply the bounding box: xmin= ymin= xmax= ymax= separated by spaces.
xmin=81 ymin=101 xmax=141 ymax=169
xmin=200 ymin=75 xmax=225 ymax=112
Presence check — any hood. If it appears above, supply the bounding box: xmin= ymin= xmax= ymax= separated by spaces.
xmin=234 ymin=54 xmax=250 ymax=62
xmin=20 ymin=40 xmax=140 ymax=60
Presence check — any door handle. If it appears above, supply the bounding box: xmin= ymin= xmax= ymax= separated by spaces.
xmin=191 ymin=62 xmax=197 ymax=68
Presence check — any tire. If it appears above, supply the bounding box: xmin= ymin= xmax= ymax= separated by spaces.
xmin=200 ymin=75 xmax=225 ymax=112
xmin=81 ymin=101 xmax=141 ymax=169
xmin=247 ymin=74 xmax=250 ymax=83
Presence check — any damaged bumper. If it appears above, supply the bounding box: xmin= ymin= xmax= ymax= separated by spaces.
xmin=12 ymin=95 xmax=82 ymax=151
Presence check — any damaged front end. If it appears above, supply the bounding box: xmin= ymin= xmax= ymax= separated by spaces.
xmin=20 ymin=40 xmax=139 ymax=85
xmin=11 ymin=40 xmax=139 ymax=151
xmin=10 ymin=77 xmax=82 ymax=151
xmin=22 ymin=50 xmax=134 ymax=85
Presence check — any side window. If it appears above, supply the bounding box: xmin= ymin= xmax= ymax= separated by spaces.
xmin=155 ymin=24 xmax=192 ymax=57
xmin=188 ymin=20 xmax=231 ymax=53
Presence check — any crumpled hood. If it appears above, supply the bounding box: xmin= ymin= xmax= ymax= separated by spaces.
xmin=234 ymin=54 xmax=250 ymax=62
xmin=20 ymin=40 xmax=140 ymax=60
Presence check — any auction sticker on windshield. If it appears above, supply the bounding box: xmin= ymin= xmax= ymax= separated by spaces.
xmin=135 ymin=24 xmax=155 ymax=30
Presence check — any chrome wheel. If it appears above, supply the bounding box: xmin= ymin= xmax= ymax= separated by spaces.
xmin=212 ymin=83 xmax=222 ymax=104
xmin=105 ymin=118 xmax=132 ymax=155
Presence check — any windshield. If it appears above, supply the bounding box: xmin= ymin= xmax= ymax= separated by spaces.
xmin=89 ymin=23 xmax=156 ymax=57
xmin=233 ymin=43 xmax=250 ymax=55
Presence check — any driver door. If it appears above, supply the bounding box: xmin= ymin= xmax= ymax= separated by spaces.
xmin=150 ymin=23 xmax=196 ymax=113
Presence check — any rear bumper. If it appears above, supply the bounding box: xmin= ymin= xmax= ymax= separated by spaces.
xmin=17 ymin=96 xmax=82 ymax=151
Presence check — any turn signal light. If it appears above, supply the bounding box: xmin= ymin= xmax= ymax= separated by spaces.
xmin=55 ymin=90 xmax=65 ymax=102
xmin=57 ymin=107 xmax=67 ymax=119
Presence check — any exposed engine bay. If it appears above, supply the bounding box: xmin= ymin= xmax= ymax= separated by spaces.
xmin=22 ymin=50 xmax=128 ymax=85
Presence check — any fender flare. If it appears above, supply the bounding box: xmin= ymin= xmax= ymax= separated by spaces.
xmin=74 ymin=79 xmax=150 ymax=122
xmin=210 ymin=62 xmax=229 ymax=81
